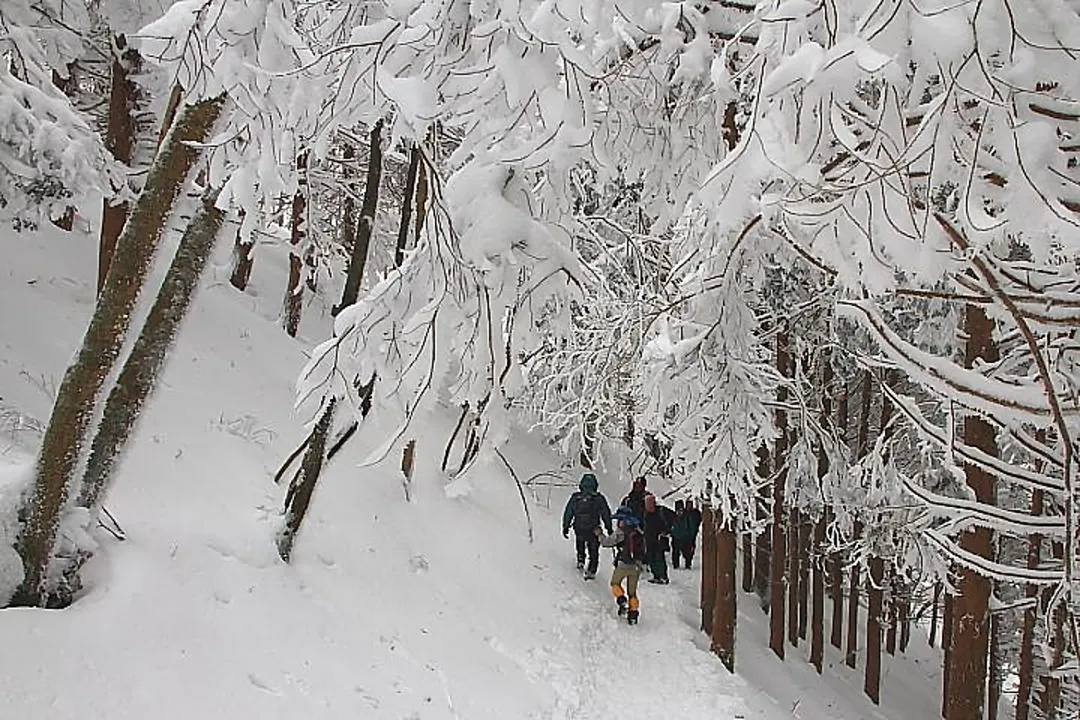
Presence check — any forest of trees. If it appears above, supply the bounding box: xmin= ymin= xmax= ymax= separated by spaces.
xmin=4 ymin=0 xmax=1080 ymax=717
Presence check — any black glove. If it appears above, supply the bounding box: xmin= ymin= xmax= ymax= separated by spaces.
xmin=563 ymin=529 xmax=569 ymax=539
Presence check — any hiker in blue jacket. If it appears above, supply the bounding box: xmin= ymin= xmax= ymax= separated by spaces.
xmin=562 ymin=472 xmax=613 ymax=579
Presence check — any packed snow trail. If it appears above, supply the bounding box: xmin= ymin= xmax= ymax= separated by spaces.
xmin=540 ymin=560 xmax=766 ymax=719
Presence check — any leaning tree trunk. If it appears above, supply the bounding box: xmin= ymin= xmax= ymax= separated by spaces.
xmin=78 ymin=188 xmax=225 ymax=512
xmin=769 ymin=329 xmax=790 ymax=660
xmin=282 ymin=151 xmax=309 ymax=337
xmin=12 ymin=96 xmax=225 ymax=608
xmin=99 ymin=34 xmax=143 ymax=294
xmin=277 ymin=398 xmax=336 ymax=562
xmin=712 ymin=511 xmax=737 ymax=672
xmin=335 ymin=119 xmax=384 ymax=316
xmin=944 ymin=302 xmax=999 ymax=720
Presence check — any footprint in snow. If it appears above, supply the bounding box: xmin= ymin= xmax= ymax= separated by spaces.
xmin=247 ymin=673 xmax=281 ymax=695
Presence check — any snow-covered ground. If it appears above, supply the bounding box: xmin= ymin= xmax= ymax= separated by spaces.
xmin=0 ymin=226 xmax=941 ymax=719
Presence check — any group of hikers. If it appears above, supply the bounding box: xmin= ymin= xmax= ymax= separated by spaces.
xmin=561 ymin=473 xmax=702 ymax=625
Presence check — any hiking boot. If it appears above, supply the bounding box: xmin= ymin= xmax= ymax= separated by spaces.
xmin=576 ymin=560 xmax=585 ymax=571
xmin=583 ymin=571 xmax=596 ymax=580
xmin=627 ymin=610 xmax=639 ymax=625
xmin=616 ymin=596 xmax=627 ymax=616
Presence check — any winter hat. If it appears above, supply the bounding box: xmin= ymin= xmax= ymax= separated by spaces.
xmin=579 ymin=473 xmax=598 ymax=493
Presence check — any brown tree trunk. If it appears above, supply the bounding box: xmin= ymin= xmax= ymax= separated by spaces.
xmin=885 ymin=576 xmax=898 ymax=656
xmin=865 ymin=555 xmax=884 ymax=704
xmin=1015 ymin=430 xmax=1045 ymax=720
xmin=712 ymin=515 xmax=737 ymax=672
xmin=845 ymin=524 xmax=861 ymax=669
xmin=987 ymin=599 xmax=1002 ymax=720
xmin=754 ymin=444 xmax=770 ymax=608
xmin=943 ymin=590 xmax=954 ymax=717
xmin=812 ymin=352 xmax=832 ymax=672
xmin=769 ymin=330 xmax=789 ymax=660
xmin=830 ymin=385 xmax=849 ymax=650
xmin=228 ymin=211 xmax=254 ymax=291
xmin=78 ymin=188 xmax=225 ymax=512
xmin=99 ymin=34 xmax=142 ymax=294
xmin=898 ymin=592 xmax=911 ymax=653
xmin=335 ymin=120 xmax=384 ymax=315
xmin=930 ymin=581 xmax=941 ymax=648
xmin=944 ymin=303 xmax=999 ymax=720
xmin=12 ymin=97 xmax=225 ymax=607
xmin=395 ymin=144 xmax=421 ymax=268
xmin=742 ymin=526 xmax=754 ymax=593
xmin=277 ymin=398 xmax=335 ymax=561
xmin=798 ymin=518 xmax=810 ymax=641
xmin=701 ymin=505 xmax=717 ymax=635
xmin=282 ymin=152 xmax=309 ymax=336
xmin=788 ymin=507 xmax=800 ymax=646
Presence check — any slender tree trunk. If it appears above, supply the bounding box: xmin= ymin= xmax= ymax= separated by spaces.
xmin=987 ymin=598 xmax=1001 ymax=720
xmin=12 ymin=97 xmax=225 ymax=607
xmin=754 ymin=443 xmax=770 ymax=608
xmin=335 ymin=120 xmax=384 ymax=315
xmin=277 ymin=398 xmax=336 ymax=562
xmin=885 ymin=576 xmax=898 ymax=656
xmin=944 ymin=303 xmax=999 ymax=720
xmin=769 ymin=330 xmax=790 ymax=660
xmin=845 ymin=526 xmax=861 ymax=669
xmin=811 ymin=351 xmax=832 ymax=672
xmin=228 ymin=210 xmax=254 ymax=291
xmin=78 ymin=188 xmax=225 ymax=512
xmin=943 ymin=590 xmax=954 ymax=717
xmin=865 ymin=555 xmax=884 ymax=704
xmin=701 ymin=505 xmax=717 ymax=635
xmin=742 ymin=525 xmax=754 ymax=593
xmin=898 ymin=591 xmax=911 ymax=653
xmin=1015 ymin=430 xmax=1046 ymax=720
xmin=712 ymin=514 xmax=737 ymax=672
xmin=395 ymin=144 xmax=421 ymax=268
xmin=788 ymin=507 xmax=800 ymax=647
xmin=830 ymin=385 xmax=849 ymax=650
xmin=930 ymin=581 xmax=941 ymax=648
xmin=1015 ymin=517 xmax=1043 ymax=720
xmin=798 ymin=518 xmax=810 ymax=641
xmin=99 ymin=34 xmax=142 ymax=294
xmin=282 ymin=152 xmax=309 ymax=336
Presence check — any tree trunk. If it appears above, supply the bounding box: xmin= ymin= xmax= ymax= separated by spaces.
xmin=712 ymin=515 xmax=737 ymax=672
xmin=898 ymin=591 xmax=911 ymax=653
xmin=987 ymin=600 xmax=1001 ymax=720
xmin=277 ymin=398 xmax=335 ymax=562
xmin=812 ymin=352 xmax=832 ymax=672
xmin=930 ymin=581 xmax=941 ymax=648
xmin=701 ymin=504 xmax=717 ymax=635
xmin=99 ymin=34 xmax=142 ymax=294
xmin=798 ymin=518 xmax=810 ymax=641
xmin=12 ymin=96 xmax=225 ymax=608
xmin=865 ymin=555 xmax=884 ymax=704
xmin=845 ymin=523 xmax=862 ymax=669
xmin=395 ymin=144 xmax=421 ymax=268
xmin=282 ymin=151 xmax=309 ymax=337
xmin=78 ymin=188 xmax=225 ymax=512
xmin=943 ymin=589 xmax=954 ymax=717
xmin=742 ymin=524 xmax=754 ymax=593
xmin=1015 ymin=431 xmax=1045 ymax=720
xmin=830 ymin=385 xmax=849 ymax=650
xmin=228 ymin=211 xmax=254 ymax=291
xmin=754 ymin=443 xmax=770 ymax=608
xmin=944 ymin=303 xmax=999 ymax=720
xmin=769 ymin=330 xmax=789 ymax=660
xmin=885 ymin=577 xmax=897 ymax=656
xmin=788 ymin=507 xmax=800 ymax=647
xmin=335 ymin=119 xmax=384 ymax=315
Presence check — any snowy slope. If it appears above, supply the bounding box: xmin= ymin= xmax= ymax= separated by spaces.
xmin=0 ymin=226 xmax=939 ymax=719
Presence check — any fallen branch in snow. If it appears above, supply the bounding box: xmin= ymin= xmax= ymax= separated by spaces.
xmin=494 ymin=448 xmax=533 ymax=543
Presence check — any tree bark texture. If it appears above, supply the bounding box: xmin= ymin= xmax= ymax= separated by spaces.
xmin=13 ymin=96 xmax=225 ymax=607
xmin=78 ymin=189 xmax=225 ymax=511
xmin=944 ymin=303 xmax=998 ymax=720
xmin=99 ymin=34 xmax=143 ymax=294
xmin=335 ymin=119 xmax=384 ymax=315
xmin=769 ymin=330 xmax=789 ymax=660
xmin=228 ymin=210 xmax=254 ymax=291
xmin=701 ymin=504 xmax=717 ymax=636
xmin=712 ymin=516 xmax=737 ymax=672
xmin=283 ymin=151 xmax=308 ymax=337
xmin=277 ymin=398 xmax=336 ymax=562
xmin=865 ymin=555 xmax=884 ymax=704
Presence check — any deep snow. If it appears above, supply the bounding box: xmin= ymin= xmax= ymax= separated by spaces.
xmin=0 ymin=225 xmax=941 ymax=719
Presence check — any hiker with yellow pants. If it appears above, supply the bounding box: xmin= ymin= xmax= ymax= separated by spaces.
xmin=598 ymin=506 xmax=648 ymax=625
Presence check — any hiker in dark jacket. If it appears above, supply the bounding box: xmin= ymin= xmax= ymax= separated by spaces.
xmin=599 ymin=506 xmax=647 ymax=625
xmin=562 ymin=472 xmax=613 ymax=579
xmin=642 ymin=494 xmax=671 ymax=584
xmin=621 ymin=477 xmax=653 ymax=523
xmin=672 ymin=498 xmax=703 ymax=569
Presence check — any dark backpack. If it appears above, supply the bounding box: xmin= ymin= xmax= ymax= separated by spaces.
xmin=617 ymin=526 xmax=646 ymax=565
xmin=572 ymin=493 xmax=602 ymax=529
